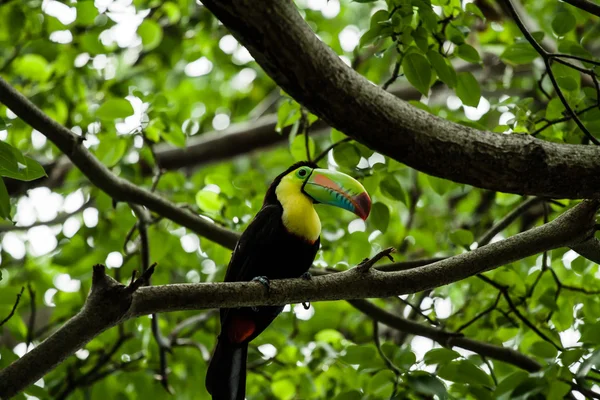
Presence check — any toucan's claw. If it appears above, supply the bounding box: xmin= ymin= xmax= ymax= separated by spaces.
xmin=252 ymin=276 xmax=270 ymax=292
xmin=302 ymin=302 xmax=311 ymax=310
xmin=300 ymin=272 xmax=312 ymax=281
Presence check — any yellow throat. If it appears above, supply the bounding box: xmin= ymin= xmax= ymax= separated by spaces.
xmin=275 ymin=176 xmax=321 ymax=243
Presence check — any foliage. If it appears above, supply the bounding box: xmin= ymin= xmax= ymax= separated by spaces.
xmin=0 ymin=0 xmax=600 ymax=399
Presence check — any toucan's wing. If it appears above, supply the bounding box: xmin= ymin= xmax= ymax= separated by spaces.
xmin=224 ymin=204 xmax=282 ymax=283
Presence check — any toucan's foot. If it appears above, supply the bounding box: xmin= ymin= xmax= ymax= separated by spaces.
xmin=302 ymin=301 xmax=311 ymax=310
xmin=300 ymin=272 xmax=312 ymax=281
xmin=252 ymin=276 xmax=270 ymax=292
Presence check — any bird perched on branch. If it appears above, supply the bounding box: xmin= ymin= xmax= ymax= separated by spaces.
xmin=206 ymin=161 xmax=371 ymax=399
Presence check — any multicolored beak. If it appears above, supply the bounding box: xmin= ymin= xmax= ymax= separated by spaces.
xmin=302 ymin=169 xmax=371 ymax=220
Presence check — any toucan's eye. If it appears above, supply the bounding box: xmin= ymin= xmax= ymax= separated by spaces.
xmin=297 ymin=168 xmax=308 ymax=178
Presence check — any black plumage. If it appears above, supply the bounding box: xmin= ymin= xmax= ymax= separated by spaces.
xmin=206 ymin=162 xmax=320 ymax=400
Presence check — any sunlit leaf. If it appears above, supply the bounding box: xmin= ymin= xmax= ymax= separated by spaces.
xmin=96 ymin=99 xmax=134 ymax=120
xmin=138 ymin=20 xmax=163 ymax=50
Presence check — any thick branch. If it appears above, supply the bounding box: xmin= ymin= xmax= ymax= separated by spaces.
xmin=0 ymin=200 xmax=596 ymax=397
xmin=0 ymin=78 xmax=238 ymax=248
xmin=199 ymin=0 xmax=600 ymax=199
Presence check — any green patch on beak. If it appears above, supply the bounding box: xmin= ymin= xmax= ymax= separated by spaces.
xmin=302 ymin=169 xmax=371 ymax=220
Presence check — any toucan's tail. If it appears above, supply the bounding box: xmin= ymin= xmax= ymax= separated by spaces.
xmin=206 ymin=337 xmax=248 ymax=400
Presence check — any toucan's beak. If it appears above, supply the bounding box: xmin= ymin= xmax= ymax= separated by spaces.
xmin=303 ymin=169 xmax=371 ymax=220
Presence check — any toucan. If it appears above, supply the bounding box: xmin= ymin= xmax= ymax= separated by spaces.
xmin=205 ymin=161 xmax=371 ymax=400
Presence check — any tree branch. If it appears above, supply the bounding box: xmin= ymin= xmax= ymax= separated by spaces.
xmin=0 ymin=77 xmax=238 ymax=248
xmin=349 ymin=299 xmax=541 ymax=372
xmin=477 ymin=197 xmax=544 ymax=246
xmin=502 ymin=0 xmax=600 ymax=144
xmin=0 ymin=200 xmax=596 ymax=398
xmin=197 ymin=0 xmax=600 ymax=199
xmin=0 ymin=287 xmax=24 ymax=328
xmin=562 ymin=0 xmax=600 ymax=17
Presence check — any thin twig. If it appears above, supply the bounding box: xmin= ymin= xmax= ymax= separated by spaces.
xmin=456 ymin=292 xmax=502 ymax=332
xmin=130 ymin=203 xmax=172 ymax=394
xmin=26 ymin=284 xmax=36 ymax=347
xmin=478 ymin=275 xmax=563 ymax=351
xmin=397 ymin=296 xmax=439 ymax=326
xmin=503 ymin=0 xmax=600 ymax=145
xmin=477 ymin=197 xmax=544 ymax=246
xmin=0 ymin=287 xmax=24 ymax=327
xmin=372 ymin=319 xmax=401 ymax=397
xmin=312 ymin=137 xmax=351 ymax=164
xmin=355 ymin=247 xmax=395 ymax=272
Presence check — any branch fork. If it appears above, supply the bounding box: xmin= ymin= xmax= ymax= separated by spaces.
xmin=355 ymin=247 xmax=395 ymax=273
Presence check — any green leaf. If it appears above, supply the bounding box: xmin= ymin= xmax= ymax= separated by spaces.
xmin=407 ymin=372 xmax=448 ymax=400
xmin=13 ymin=54 xmax=51 ymax=82
xmin=556 ymin=76 xmax=578 ymax=91
xmin=96 ymin=137 xmax=127 ymax=167
xmin=0 ymin=178 xmax=11 ymax=220
xmin=427 ymin=50 xmax=457 ymax=88
xmin=561 ymin=349 xmax=585 ymax=367
xmin=577 ymin=348 xmax=600 ymax=377
xmin=380 ymin=174 xmax=406 ymax=203
xmin=495 ymin=371 xmax=528 ymax=396
xmin=315 ymin=329 xmax=344 ymax=344
xmin=456 ymin=72 xmax=480 ymax=107
xmin=368 ymin=370 xmax=395 ymax=398
xmin=419 ymin=7 xmax=438 ymax=31
xmin=552 ymin=10 xmax=576 ymax=36
xmin=334 ymin=391 xmax=362 ymax=400
xmin=195 ymin=189 xmax=223 ymax=213
xmin=547 ymin=381 xmax=571 ymax=400
xmin=333 ymin=143 xmax=361 ymax=169
xmin=290 ymin=134 xmax=315 ymax=161
xmin=466 ymin=3 xmax=485 ymax=19
xmin=449 ymin=229 xmax=473 ymax=248
xmin=0 ymin=142 xmax=46 ymax=181
xmin=271 ymin=379 xmax=295 ymax=400
xmin=0 ymin=141 xmax=19 ymax=177
xmin=7 ymin=5 xmax=25 ymax=42
xmin=161 ymin=129 xmax=186 ymax=148
xmin=342 ymin=344 xmax=377 ymax=365
xmin=501 ymin=42 xmax=539 ymax=65
xmin=18 ymin=157 xmax=46 ymax=181
xmin=76 ymin=1 xmax=98 ymax=26
xmin=438 ymin=360 xmax=494 ymax=387
xmin=446 ymin=24 xmax=465 ymax=44
xmin=546 ymin=98 xmax=566 ymax=120
xmin=24 ymin=385 xmax=47 ymax=398
xmin=360 ymin=26 xmax=385 ymax=47
xmin=423 ymin=348 xmax=461 ymax=365
xmin=138 ymin=20 xmax=163 ymax=50
xmin=511 ymin=377 xmax=546 ymax=398
xmin=370 ymin=202 xmax=390 ymax=233
xmin=456 ymin=44 xmax=481 ymax=63
xmin=276 ymin=100 xmax=301 ymax=132
xmin=0 ymin=117 xmax=8 ymax=130
xmin=552 ymin=62 xmax=580 ymax=92
xmin=96 ymin=98 xmax=134 ymax=120
xmin=145 ymin=119 xmax=163 ymax=142
xmin=571 ymin=256 xmax=590 ymax=275
xmin=528 ymin=341 xmax=558 ymax=359
xmin=402 ymin=52 xmax=432 ymax=96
